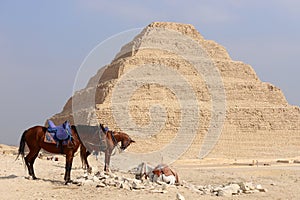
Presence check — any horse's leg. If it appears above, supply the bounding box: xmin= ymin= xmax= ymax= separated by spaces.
xmin=24 ymin=156 xmax=32 ymax=177
xmin=83 ymin=151 xmax=91 ymax=170
xmin=85 ymin=151 xmax=92 ymax=173
xmin=104 ymin=149 xmax=111 ymax=172
xmin=82 ymin=150 xmax=92 ymax=173
xmin=25 ymin=148 xmax=40 ymax=179
xmin=64 ymin=151 xmax=74 ymax=184
xmin=80 ymin=146 xmax=92 ymax=173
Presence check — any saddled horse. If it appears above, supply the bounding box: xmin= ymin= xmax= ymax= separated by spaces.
xmin=16 ymin=121 xmax=86 ymax=184
xmin=76 ymin=124 xmax=135 ymax=172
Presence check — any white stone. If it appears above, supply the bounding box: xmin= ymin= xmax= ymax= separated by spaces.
xmin=120 ymin=182 xmax=131 ymax=190
xmin=132 ymin=180 xmax=145 ymax=189
xmin=96 ymin=183 xmax=106 ymax=188
xmin=239 ymin=182 xmax=254 ymax=191
xmin=176 ymin=193 xmax=185 ymax=200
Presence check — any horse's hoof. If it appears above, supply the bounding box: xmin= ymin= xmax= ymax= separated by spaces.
xmin=87 ymin=167 xmax=92 ymax=174
xmin=65 ymin=180 xmax=72 ymax=185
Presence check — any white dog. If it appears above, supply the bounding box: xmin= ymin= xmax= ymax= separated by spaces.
xmin=135 ymin=162 xmax=179 ymax=185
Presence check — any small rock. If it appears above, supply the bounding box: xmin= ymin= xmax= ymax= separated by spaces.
xmin=244 ymin=190 xmax=255 ymax=194
xmin=277 ymin=159 xmax=292 ymax=164
xmin=188 ymin=184 xmax=201 ymax=193
xmin=83 ymin=173 xmax=88 ymax=178
xmin=217 ymin=189 xmax=232 ymax=197
xmin=120 ymin=182 xmax=131 ymax=190
xmin=104 ymin=179 xmax=117 ymax=187
xmin=95 ymin=171 xmax=108 ymax=179
xmin=74 ymin=177 xmax=86 ymax=184
xmin=151 ymin=189 xmax=167 ymax=194
xmin=132 ymin=180 xmax=145 ymax=189
xmin=176 ymin=193 xmax=185 ymax=200
xmin=239 ymin=182 xmax=254 ymax=191
xmin=256 ymin=185 xmax=267 ymax=192
xmin=108 ymin=173 xmax=117 ymax=179
xmin=217 ymin=183 xmax=240 ymax=197
xmin=93 ymin=176 xmax=100 ymax=182
xmin=96 ymin=183 xmax=106 ymax=188
xmin=83 ymin=180 xmax=95 ymax=186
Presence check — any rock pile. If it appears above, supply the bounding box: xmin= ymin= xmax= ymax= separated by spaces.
xmin=72 ymin=171 xmax=267 ymax=197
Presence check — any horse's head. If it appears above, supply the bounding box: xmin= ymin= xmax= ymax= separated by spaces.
xmin=135 ymin=162 xmax=145 ymax=180
xmin=152 ymin=168 xmax=162 ymax=177
xmin=120 ymin=133 xmax=135 ymax=151
xmin=152 ymin=164 xmax=168 ymax=177
xmin=135 ymin=162 xmax=154 ymax=180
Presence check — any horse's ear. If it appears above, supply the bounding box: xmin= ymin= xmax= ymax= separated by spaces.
xmin=131 ymin=139 xmax=135 ymax=143
xmin=63 ymin=121 xmax=67 ymax=128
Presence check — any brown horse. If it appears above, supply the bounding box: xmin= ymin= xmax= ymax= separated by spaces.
xmin=79 ymin=124 xmax=135 ymax=172
xmin=16 ymin=124 xmax=85 ymax=184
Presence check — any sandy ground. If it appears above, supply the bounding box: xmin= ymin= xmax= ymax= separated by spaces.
xmin=1 ymin=145 xmax=300 ymax=200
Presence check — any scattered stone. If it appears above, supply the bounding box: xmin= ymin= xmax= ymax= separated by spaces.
xmin=151 ymin=189 xmax=167 ymax=194
xmin=132 ymin=180 xmax=145 ymax=189
xmin=96 ymin=183 xmax=106 ymax=188
xmin=120 ymin=182 xmax=131 ymax=190
xmin=277 ymin=159 xmax=292 ymax=164
xmin=256 ymin=184 xmax=267 ymax=192
xmin=239 ymin=182 xmax=255 ymax=191
xmin=72 ymin=171 xmax=266 ymax=197
xmin=217 ymin=183 xmax=240 ymax=196
xmin=93 ymin=176 xmax=100 ymax=182
xmin=176 ymin=193 xmax=185 ymax=200
xmin=83 ymin=180 xmax=95 ymax=186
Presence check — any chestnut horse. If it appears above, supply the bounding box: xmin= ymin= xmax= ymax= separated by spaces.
xmin=79 ymin=124 xmax=135 ymax=172
xmin=16 ymin=124 xmax=85 ymax=184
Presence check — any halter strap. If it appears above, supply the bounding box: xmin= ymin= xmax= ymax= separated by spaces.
xmin=110 ymin=131 xmax=118 ymax=145
xmin=109 ymin=131 xmax=123 ymax=153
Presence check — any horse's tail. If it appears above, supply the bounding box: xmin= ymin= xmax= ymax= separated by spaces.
xmin=80 ymin=145 xmax=88 ymax=168
xmin=71 ymin=125 xmax=89 ymax=169
xmin=16 ymin=130 xmax=27 ymax=161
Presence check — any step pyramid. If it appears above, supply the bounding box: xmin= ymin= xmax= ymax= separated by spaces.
xmin=50 ymin=22 xmax=300 ymax=161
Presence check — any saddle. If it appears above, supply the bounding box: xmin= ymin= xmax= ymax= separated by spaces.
xmin=44 ymin=120 xmax=72 ymax=146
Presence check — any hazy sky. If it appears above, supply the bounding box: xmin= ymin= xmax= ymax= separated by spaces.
xmin=0 ymin=0 xmax=299 ymax=145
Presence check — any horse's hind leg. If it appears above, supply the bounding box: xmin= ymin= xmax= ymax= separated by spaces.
xmin=25 ymin=148 xmax=41 ymax=179
xmin=84 ymin=151 xmax=92 ymax=173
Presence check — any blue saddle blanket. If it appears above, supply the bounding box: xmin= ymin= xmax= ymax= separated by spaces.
xmin=46 ymin=120 xmax=72 ymax=142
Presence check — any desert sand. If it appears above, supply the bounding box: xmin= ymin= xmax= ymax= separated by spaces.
xmin=1 ymin=144 xmax=300 ymax=200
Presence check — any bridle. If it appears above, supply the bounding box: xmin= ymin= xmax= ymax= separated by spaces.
xmin=109 ymin=131 xmax=123 ymax=151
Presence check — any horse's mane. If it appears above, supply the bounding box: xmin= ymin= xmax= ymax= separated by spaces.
xmin=99 ymin=124 xmax=106 ymax=133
